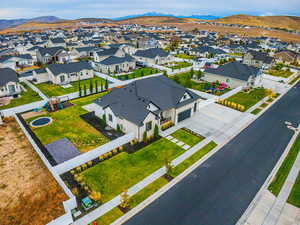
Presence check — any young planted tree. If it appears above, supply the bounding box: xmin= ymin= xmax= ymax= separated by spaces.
xmin=100 ymin=80 xmax=104 ymax=91
xmin=120 ymin=189 xmax=130 ymax=209
xmin=102 ymin=114 xmax=107 ymax=127
xmin=143 ymin=131 xmax=147 ymax=143
xmin=83 ymin=84 xmax=87 ymax=96
xmin=164 ymin=152 xmax=173 ymax=178
xmin=89 ymin=79 xmax=93 ymax=94
xmin=163 ymin=70 xmax=167 ymax=76
xmin=95 ymin=80 xmax=98 ymax=93
xmin=105 ymin=79 xmax=108 ymax=90
xmin=78 ymin=83 xmax=82 ymax=97
xmin=154 ymin=124 xmax=159 ymax=139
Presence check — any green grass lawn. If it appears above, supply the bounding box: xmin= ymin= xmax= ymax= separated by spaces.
xmin=95 ymin=207 xmax=124 ymax=225
xmin=287 ymin=172 xmax=300 ymax=208
xmin=26 ymin=92 xmax=108 ymax=152
xmin=175 ymin=54 xmax=195 ymax=59
xmin=81 ymin=138 xmax=184 ymax=202
xmin=166 ymin=61 xmax=192 ymax=70
xmin=117 ymin=67 xmax=160 ymax=80
xmin=170 ymin=71 xmax=231 ymax=96
xmin=35 ymin=76 xmax=106 ymax=97
xmin=171 ymin=141 xmax=217 ymax=177
xmin=269 ymin=133 xmax=300 ymax=196
xmin=226 ymin=88 xmax=267 ymax=110
xmin=251 ymin=108 xmax=262 ymax=115
xmin=171 ymin=129 xmax=204 ymax=147
xmin=0 ymin=82 xmax=42 ymax=110
xmin=289 ymin=75 xmax=300 ymax=85
xmin=267 ymin=69 xmax=293 ymax=78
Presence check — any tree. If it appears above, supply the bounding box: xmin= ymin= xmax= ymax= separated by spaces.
xmin=163 ymin=70 xmax=167 ymax=76
xmin=83 ymin=84 xmax=87 ymax=96
xmin=89 ymin=79 xmax=93 ymax=94
xmin=120 ymin=189 xmax=130 ymax=209
xmin=78 ymin=80 xmax=82 ymax=97
xmin=95 ymin=80 xmax=98 ymax=93
xmin=196 ymin=70 xmax=203 ymax=80
xmin=154 ymin=124 xmax=159 ymax=139
xmin=117 ymin=124 xmax=121 ymax=133
xmin=143 ymin=131 xmax=147 ymax=143
xmin=102 ymin=114 xmax=107 ymax=127
xmin=190 ymin=68 xmax=194 ymax=78
xmin=100 ymin=80 xmax=104 ymax=91
xmin=105 ymin=78 xmax=108 ymax=90
xmin=89 ymin=191 xmax=102 ymax=202
xmin=164 ymin=153 xmax=173 ymax=177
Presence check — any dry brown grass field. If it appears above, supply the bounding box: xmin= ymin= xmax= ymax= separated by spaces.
xmin=0 ymin=118 xmax=68 ymax=225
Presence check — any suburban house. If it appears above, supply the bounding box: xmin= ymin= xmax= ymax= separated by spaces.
xmin=95 ymin=55 xmax=136 ymax=74
xmin=70 ymin=47 xmax=98 ymax=60
xmin=32 ymin=61 xmax=94 ymax=85
xmin=274 ymin=50 xmax=300 ymax=65
xmin=134 ymin=48 xmax=172 ymax=65
xmin=243 ymin=50 xmax=273 ymax=68
xmin=94 ymin=48 xmax=125 ymax=62
xmin=0 ymin=68 xmax=22 ymax=97
xmin=48 ymin=38 xmax=67 ymax=48
xmin=36 ymin=47 xmax=67 ymax=64
xmin=0 ymin=54 xmax=34 ymax=70
xmin=203 ymin=61 xmax=260 ymax=88
xmin=92 ymin=75 xmax=201 ymax=141
xmin=190 ymin=46 xmax=227 ymax=57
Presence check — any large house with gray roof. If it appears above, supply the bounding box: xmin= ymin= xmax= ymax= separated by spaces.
xmin=204 ymin=61 xmax=260 ymax=88
xmin=0 ymin=68 xmax=22 ymax=97
xmin=31 ymin=61 xmax=93 ymax=84
xmin=36 ymin=47 xmax=68 ymax=64
xmin=134 ymin=48 xmax=172 ymax=65
xmin=92 ymin=75 xmax=202 ymax=141
xmin=95 ymin=55 xmax=136 ymax=74
xmin=243 ymin=50 xmax=273 ymax=68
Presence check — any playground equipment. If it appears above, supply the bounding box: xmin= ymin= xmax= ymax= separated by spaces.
xmin=44 ymin=97 xmax=64 ymax=112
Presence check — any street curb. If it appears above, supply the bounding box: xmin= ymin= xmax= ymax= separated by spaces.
xmin=236 ymin=78 xmax=300 ymax=225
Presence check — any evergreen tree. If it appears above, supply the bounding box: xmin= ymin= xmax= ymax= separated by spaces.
xmin=89 ymin=79 xmax=93 ymax=94
xmin=83 ymin=84 xmax=87 ymax=96
xmin=105 ymin=78 xmax=108 ymax=90
xmin=143 ymin=131 xmax=147 ymax=143
xmin=154 ymin=124 xmax=159 ymax=139
xmin=95 ymin=80 xmax=98 ymax=93
xmin=100 ymin=80 xmax=103 ymax=91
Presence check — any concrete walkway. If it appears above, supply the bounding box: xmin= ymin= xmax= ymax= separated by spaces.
xmin=262 ymin=151 xmax=300 ymax=225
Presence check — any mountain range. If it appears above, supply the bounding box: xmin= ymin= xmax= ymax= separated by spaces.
xmin=112 ymin=12 xmax=220 ymax=21
xmin=0 ymin=16 xmax=62 ymax=30
xmin=0 ymin=12 xmax=220 ymax=30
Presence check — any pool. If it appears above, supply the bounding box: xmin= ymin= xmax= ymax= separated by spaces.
xmin=30 ymin=117 xmax=52 ymax=127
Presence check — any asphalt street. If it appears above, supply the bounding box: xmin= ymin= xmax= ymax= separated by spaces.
xmin=125 ymin=83 xmax=300 ymax=225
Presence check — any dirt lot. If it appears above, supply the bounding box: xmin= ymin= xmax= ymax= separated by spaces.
xmin=0 ymin=118 xmax=68 ymax=225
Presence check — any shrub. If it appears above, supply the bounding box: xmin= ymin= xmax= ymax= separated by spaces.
xmin=119 ymin=145 xmax=124 ymax=151
xmin=143 ymin=131 xmax=148 ymax=143
xmin=154 ymin=124 xmax=159 ymax=138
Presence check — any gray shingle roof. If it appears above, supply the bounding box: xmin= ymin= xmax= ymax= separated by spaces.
xmin=134 ymin=48 xmax=169 ymax=59
xmin=247 ymin=50 xmax=273 ymax=64
xmin=94 ymin=75 xmax=200 ymax=126
xmin=38 ymin=47 xmax=64 ymax=57
xmin=99 ymin=55 xmax=135 ymax=65
xmin=204 ymin=61 xmax=259 ymax=81
xmin=47 ymin=61 xmax=93 ymax=76
xmin=0 ymin=68 xmax=19 ymax=86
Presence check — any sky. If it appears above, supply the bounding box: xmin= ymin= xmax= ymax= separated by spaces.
xmin=0 ymin=0 xmax=300 ymax=19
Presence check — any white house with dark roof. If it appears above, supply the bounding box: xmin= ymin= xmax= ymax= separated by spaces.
xmin=0 ymin=54 xmax=34 ymax=70
xmin=0 ymin=68 xmax=22 ymax=97
xmin=92 ymin=75 xmax=202 ymax=141
xmin=36 ymin=47 xmax=68 ymax=64
xmin=133 ymin=48 xmax=172 ymax=65
xmin=203 ymin=61 xmax=260 ymax=88
xmin=45 ymin=61 xmax=94 ymax=84
xmin=95 ymin=55 xmax=136 ymax=74
xmin=94 ymin=47 xmax=125 ymax=62
xmin=48 ymin=38 xmax=66 ymax=48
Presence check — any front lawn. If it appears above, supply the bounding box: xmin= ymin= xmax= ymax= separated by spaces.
xmin=0 ymin=82 xmax=42 ymax=110
xmin=226 ymin=88 xmax=267 ymax=110
xmin=170 ymin=71 xmax=231 ymax=96
xmin=175 ymin=54 xmax=195 ymax=60
xmin=287 ymin=172 xmax=300 ymax=208
xmin=81 ymin=138 xmax=183 ymax=203
xmin=166 ymin=61 xmax=192 ymax=70
xmin=171 ymin=128 xmax=204 ymax=147
xmin=269 ymin=133 xmax=300 ymax=196
xmin=35 ymin=76 xmax=106 ymax=97
xmin=267 ymin=69 xmax=293 ymax=78
xmin=117 ymin=67 xmax=160 ymax=81
xmin=26 ymin=92 xmax=109 ymax=152
xmin=171 ymin=141 xmax=217 ymax=177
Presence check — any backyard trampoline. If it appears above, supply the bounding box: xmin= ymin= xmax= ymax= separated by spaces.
xmin=30 ymin=117 xmax=52 ymax=127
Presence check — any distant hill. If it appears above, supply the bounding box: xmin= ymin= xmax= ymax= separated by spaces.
xmin=0 ymin=16 xmax=62 ymax=29
xmin=117 ymin=16 xmax=197 ymax=25
xmin=213 ymin=14 xmax=300 ymax=31
xmin=113 ymin=12 xmax=219 ymax=21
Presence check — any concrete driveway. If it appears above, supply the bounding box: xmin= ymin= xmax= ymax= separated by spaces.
xmin=183 ymin=103 xmax=254 ymax=143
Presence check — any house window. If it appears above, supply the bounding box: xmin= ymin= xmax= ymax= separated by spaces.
xmin=109 ymin=114 xmax=113 ymax=122
xmin=146 ymin=121 xmax=152 ymax=131
xmin=60 ymin=75 xmax=65 ymax=83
